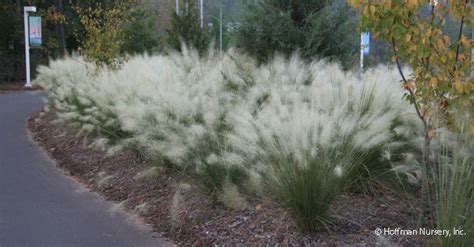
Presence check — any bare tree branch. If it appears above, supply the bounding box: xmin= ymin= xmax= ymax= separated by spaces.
xmin=391 ymin=38 xmax=428 ymax=133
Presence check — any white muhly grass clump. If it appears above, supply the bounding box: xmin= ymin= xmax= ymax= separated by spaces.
xmin=108 ymin=199 xmax=129 ymax=217
xmin=89 ymin=138 xmax=109 ymax=151
xmin=170 ymin=183 xmax=191 ymax=228
xmin=226 ymin=58 xmax=420 ymax=188
xmin=219 ymin=180 xmax=248 ymax=211
xmin=108 ymin=51 xmax=247 ymax=171
xmin=133 ymin=167 xmax=162 ymax=181
xmin=36 ymin=57 xmax=123 ymax=140
xmin=36 ymin=49 xmax=420 ymax=198
xmin=133 ymin=202 xmax=149 ymax=216
xmin=105 ymin=144 xmax=125 ymax=156
xmin=431 ymin=127 xmax=473 ymax=247
xmin=36 ymin=51 xmax=247 ymax=173
xmin=96 ymin=171 xmax=114 ymax=189
xmin=334 ymin=166 xmax=344 ymax=178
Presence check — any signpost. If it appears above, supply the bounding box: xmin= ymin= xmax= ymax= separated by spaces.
xmin=23 ymin=6 xmax=38 ymax=88
xmin=360 ymin=32 xmax=370 ymax=72
xmin=219 ymin=3 xmax=223 ymax=54
xmin=200 ymin=0 xmax=204 ymax=28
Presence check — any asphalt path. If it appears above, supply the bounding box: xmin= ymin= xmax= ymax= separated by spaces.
xmin=0 ymin=91 xmax=170 ymax=247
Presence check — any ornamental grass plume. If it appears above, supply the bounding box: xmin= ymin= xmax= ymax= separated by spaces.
xmin=36 ymin=48 xmax=421 ymax=231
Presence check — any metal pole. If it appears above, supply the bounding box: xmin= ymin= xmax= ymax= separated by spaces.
xmin=24 ymin=6 xmax=36 ymax=88
xmin=360 ymin=33 xmax=363 ymax=72
xmin=200 ymin=0 xmax=204 ymax=28
xmin=24 ymin=8 xmax=30 ymax=87
xmin=219 ymin=4 xmax=223 ymax=54
xmin=176 ymin=0 xmax=179 ymax=15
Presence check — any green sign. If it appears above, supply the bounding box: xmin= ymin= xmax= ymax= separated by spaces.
xmin=29 ymin=16 xmax=42 ymax=46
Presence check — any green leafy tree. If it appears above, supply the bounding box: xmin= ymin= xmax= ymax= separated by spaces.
xmin=236 ymin=0 xmax=358 ymax=66
xmin=348 ymin=0 xmax=473 ymax=140
xmin=303 ymin=1 xmax=359 ymax=64
xmin=121 ymin=0 xmax=160 ymax=54
xmin=236 ymin=4 xmax=301 ymax=62
xmin=348 ymin=1 xmax=473 ymax=240
xmin=1 ymin=0 xmax=161 ymax=81
xmin=73 ymin=0 xmax=138 ymax=69
xmin=166 ymin=1 xmax=210 ymax=55
xmin=0 ymin=2 xmax=23 ymax=82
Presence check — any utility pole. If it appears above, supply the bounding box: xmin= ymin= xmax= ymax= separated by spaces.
xmin=56 ymin=0 xmax=66 ymax=56
xmin=219 ymin=3 xmax=223 ymax=54
xmin=176 ymin=0 xmax=179 ymax=15
xmin=200 ymin=0 xmax=204 ymax=28
xmin=24 ymin=6 xmax=37 ymax=88
xmin=360 ymin=33 xmax=364 ymax=72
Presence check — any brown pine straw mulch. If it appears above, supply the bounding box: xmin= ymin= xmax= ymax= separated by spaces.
xmin=28 ymin=107 xmax=429 ymax=246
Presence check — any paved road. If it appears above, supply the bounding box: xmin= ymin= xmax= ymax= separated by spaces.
xmin=0 ymin=91 xmax=169 ymax=247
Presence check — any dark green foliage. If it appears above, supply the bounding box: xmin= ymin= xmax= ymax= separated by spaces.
xmin=65 ymin=89 xmax=129 ymax=143
xmin=192 ymin=113 xmax=246 ymax=200
xmin=236 ymin=0 xmax=358 ymax=67
xmin=0 ymin=3 xmax=26 ymax=82
xmin=166 ymin=2 xmax=210 ymax=55
xmin=235 ymin=5 xmax=301 ymax=63
xmin=263 ymin=149 xmax=345 ymax=232
xmin=0 ymin=0 xmax=161 ymax=80
xmin=302 ymin=1 xmax=359 ymax=66
xmin=0 ymin=3 xmax=22 ymax=52
xmin=121 ymin=5 xmax=160 ymax=54
xmin=199 ymin=163 xmax=245 ymax=201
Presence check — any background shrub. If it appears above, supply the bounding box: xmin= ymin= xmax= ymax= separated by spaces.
xmin=236 ymin=0 xmax=358 ymax=68
xmin=166 ymin=1 xmax=210 ymax=55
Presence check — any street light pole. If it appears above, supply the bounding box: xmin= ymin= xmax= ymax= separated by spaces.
xmin=360 ymin=33 xmax=364 ymax=72
xmin=176 ymin=0 xmax=179 ymax=15
xmin=200 ymin=0 xmax=204 ymax=28
xmin=24 ymin=6 xmax=37 ymax=88
xmin=219 ymin=3 xmax=223 ymax=54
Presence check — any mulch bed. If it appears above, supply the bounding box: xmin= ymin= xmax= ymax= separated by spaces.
xmin=28 ymin=107 xmax=429 ymax=246
xmin=0 ymin=81 xmax=42 ymax=94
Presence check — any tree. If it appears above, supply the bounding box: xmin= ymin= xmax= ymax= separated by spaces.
xmin=73 ymin=0 xmax=139 ymax=69
xmin=348 ymin=0 xmax=473 ymax=232
xmin=348 ymin=0 xmax=473 ymax=141
xmin=236 ymin=4 xmax=301 ymax=62
xmin=121 ymin=0 xmax=161 ymax=54
xmin=303 ymin=1 xmax=359 ymax=64
xmin=0 ymin=2 xmax=23 ymax=82
xmin=0 ymin=0 xmax=71 ymax=82
xmin=166 ymin=1 xmax=210 ymax=55
xmin=236 ymin=0 xmax=358 ymax=66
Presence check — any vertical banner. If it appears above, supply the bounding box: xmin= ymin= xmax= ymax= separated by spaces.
xmin=362 ymin=32 xmax=370 ymax=55
xmin=28 ymin=16 xmax=42 ymax=47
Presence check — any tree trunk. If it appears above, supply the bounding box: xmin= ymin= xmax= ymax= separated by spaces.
xmin=57 ymin=0 xmax=67 ymax=56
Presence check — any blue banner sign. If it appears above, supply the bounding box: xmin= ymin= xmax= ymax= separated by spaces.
xmin=29 ymin=16 xmax=42 ymax=46
xmin=362 ymin=32 xmax=370 ymax=55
